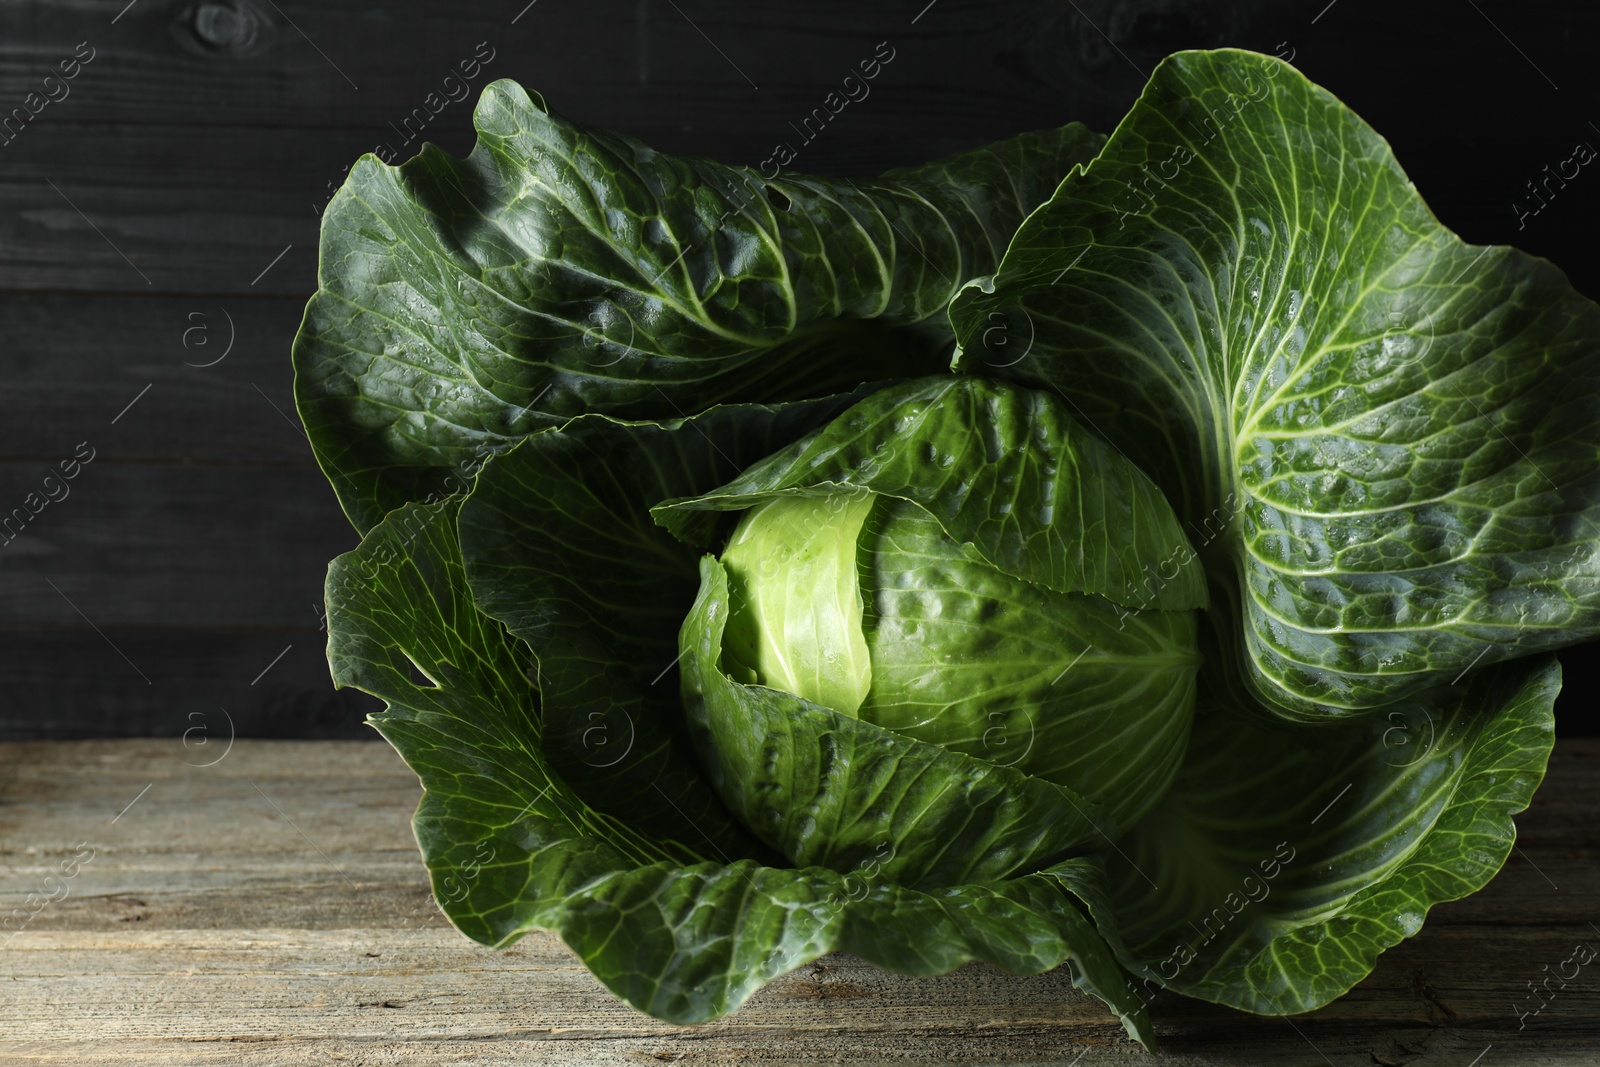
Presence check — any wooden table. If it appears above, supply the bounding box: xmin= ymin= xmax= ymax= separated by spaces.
xmin=3 ymin=738 xmax=1597 ymax=1065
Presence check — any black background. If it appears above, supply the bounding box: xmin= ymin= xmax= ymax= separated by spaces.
xmin=0 ymin=0 xmax=1595 ymax=740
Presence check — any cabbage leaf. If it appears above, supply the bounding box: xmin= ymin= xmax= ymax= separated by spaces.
xmin=951 ymin=49 xmax=1600 ymax=720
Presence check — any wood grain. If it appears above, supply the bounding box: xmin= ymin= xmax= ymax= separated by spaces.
xmin=1 ymin=738 xmax=1596 ymax=1064
xmin=0 ymin=293 xmax=315 ymax=463
xmin=0 ymin=2 xmax=1593 ymax=296
xmin=0 ymin=628 xmax=380 ymax=740
xmin=0 ymin=462 xmax=357 ymax=626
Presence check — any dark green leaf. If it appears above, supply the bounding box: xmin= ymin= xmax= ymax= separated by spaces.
xmin=949 ymin=49 xmax=1600 ymax=718
xmin=295 ymin=79 xmax=1104 ymax=530
xmin=456 ymin=394 xmax=865 ymax=859
xmin=1106 ymin=654 xmax=1557 ymax=1012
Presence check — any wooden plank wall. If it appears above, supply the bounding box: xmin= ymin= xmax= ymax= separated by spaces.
xmin=0 ymin=0 xmax=1596 ymax=738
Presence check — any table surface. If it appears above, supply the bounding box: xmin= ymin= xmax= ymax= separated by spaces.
xmin=2 ymin=739 xmax=1597 ymax=1065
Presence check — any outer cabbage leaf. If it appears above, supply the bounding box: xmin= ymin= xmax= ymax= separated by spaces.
xmin=949 ymin=49 xmax=1600 ymax=719
xmin=454 ymin=392 xmax=868 ymax=859
xmin=1106 ymin=654 xmax=1557 ymax=1012
xmin=295 ymin=78 xmax=1104 ymax=531
xmin=654 ymin=376 xmax=1207 ymax=612
xmin=324 ymin=457 xmax=1155 ymax=1045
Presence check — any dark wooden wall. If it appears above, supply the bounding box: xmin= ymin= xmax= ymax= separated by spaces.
xmin=1 ymin=0 xmax=1595 ymax=739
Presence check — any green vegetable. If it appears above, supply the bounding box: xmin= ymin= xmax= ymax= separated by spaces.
xmin=671 ymin=379 xmax=1203 ymax=835
xmin=298 ymin=48 xmax=1594 ymax=1051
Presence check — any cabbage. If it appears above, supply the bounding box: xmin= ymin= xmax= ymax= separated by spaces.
xmin=298 ymin=51 xmax=1590 ymax=1049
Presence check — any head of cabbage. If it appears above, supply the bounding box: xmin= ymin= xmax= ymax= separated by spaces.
xmin=310 ymin=50 xmax=1580 ymax=1043
xmin=657 ymin=377 xmax=1212 ymax=877
xmin=715 ymin=489 xmax=1200 ymax=833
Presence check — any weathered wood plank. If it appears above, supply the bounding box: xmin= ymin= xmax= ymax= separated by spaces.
xmin=0 ymin=288 xmax=370 ymax=735
xmin=0 ymin=738 xmax=1596 ymax=1063
xmin=0 ymin=293 xmax=319 ymax=464
xmin=1 ymin=0 xmax=1588 ymax=145
xmin=0 ymin=461 xmax=354 ymax=626
xmin=0 ymin=2 xmax=1593 ymax=296
xmin=0 ymin=631 xmax=378 ymax=739
xmin=0 ymin=121 xmax=361 ymax=296
xmin=0 ymin=0 xmax=1165 ymax=136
